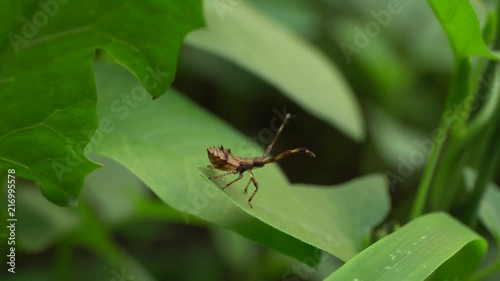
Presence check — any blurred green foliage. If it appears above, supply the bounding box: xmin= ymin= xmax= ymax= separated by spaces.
xmin=1 ymin=0 xmax=500 ymax=280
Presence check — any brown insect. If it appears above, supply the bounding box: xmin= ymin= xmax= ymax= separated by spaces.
xmin=207 ymin=113 xmax=315 ymax=208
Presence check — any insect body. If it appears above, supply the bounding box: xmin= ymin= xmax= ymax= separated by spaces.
xmin=207 ymin=113 xmax=315 ymax=208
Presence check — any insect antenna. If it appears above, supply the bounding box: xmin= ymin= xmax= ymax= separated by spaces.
xmin=262 ymin=113 xmax=292 ymax=158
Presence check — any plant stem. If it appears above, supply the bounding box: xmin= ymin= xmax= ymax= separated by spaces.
xmin=462 ymin=8 xmax=500 ymax=225
xmin=463 ymin=100 xmax=500 ymax=226
xmin=465 ymin=66 xmax=500 ymax=146
xmin=409 ymin=130 xmax=446 ymax=220
xmin=429 ymin=57 xmax=475 ymax=211
xmin=410 ymin=58 xmax=472 ymax=220
xmin=430 ymin=65 xmax=499 ymax=213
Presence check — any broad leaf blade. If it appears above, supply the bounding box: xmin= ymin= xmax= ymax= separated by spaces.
xmin=93 ymin=62 xmax=317 ymax=262
xmin=84 ymin=155 xmax=193 ymax=225
xmin=0 ymin=0 xmax=204 ymax=204
xmin=186 ymin=0 xmax=365 ymax=141
xmin=324 ymin=213 xmax=487 ymax=281
xmin=428 ymin=0 xmax=500 ymax=59
xmin=83 ymin=155 xmax=151 ymax=225
xmin=200 ymin=167 xmax=389 ymax=261
xmin=92 ymin=62 xmax=389 ymax=262
xmin=0 ymin=51 xmax=98 ymax=205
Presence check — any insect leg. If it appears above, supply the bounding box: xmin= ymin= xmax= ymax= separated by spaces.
xmin=222 ymin=172 xmax=244 ymax=189
xmin=243 ymin=178 xmax=252 ymax=194
xmin=264 ymin=147 xmax=315 ymax=164
xmin=247 ymin=170 xmax=259 ymax=208
xmin=209 ymin=170 xmax=236 ymax=180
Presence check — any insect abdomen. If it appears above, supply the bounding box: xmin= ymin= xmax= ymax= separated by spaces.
xmin=207 ymin=147 xmax=239 ymax=171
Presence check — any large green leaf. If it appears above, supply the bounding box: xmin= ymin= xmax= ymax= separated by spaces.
xmin=186 ymin=0 xmax=364 ymax=141
xmin=83 ymin=155 xmax=149 ymax=225
xmin=92 ymin=62 xmax=389 ymax=262
xmin=0 ymin=0 xmax=203 ymax=205
xmin=428 ymin=0 xmax=500 ymax=59
xmin=324 ymin=213 xmax=487 ymax=281
xmin=84 ymin=155 xmax=193 ymax=225
xmin=6 ymin=154 xmax=187 ymax=280
xmin=201 ymin=168 xmax=389 ymax=261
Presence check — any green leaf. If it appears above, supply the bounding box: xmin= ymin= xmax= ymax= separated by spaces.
xmin=428 ymin=0 xmax=500 ymax=59
xmin=83 ymin=155 xmax=149 ymax=224
xmin=11 ymin=154 xmax=186 ymax=254
xmin=186 ymin=0 xmax=365 ymax=141
xmin=6 ymin=157 xmax=169 ymax=280
xmin=0 ymin=0 xmax=204 ymax=205
xmin=201 ymin=168 xmax=389 ymax=261
xmin=463 ymin=168 xmax=500 ymax=244
xmin=325 ymin=213 xmax=486 ymax=281
xmin=84 ymin=154 xmax=193 ymax=225
xmin=92 ymin=62 xmax=389 ymax=262
xmin=92 ymin=61 xmax=316 ymax=262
